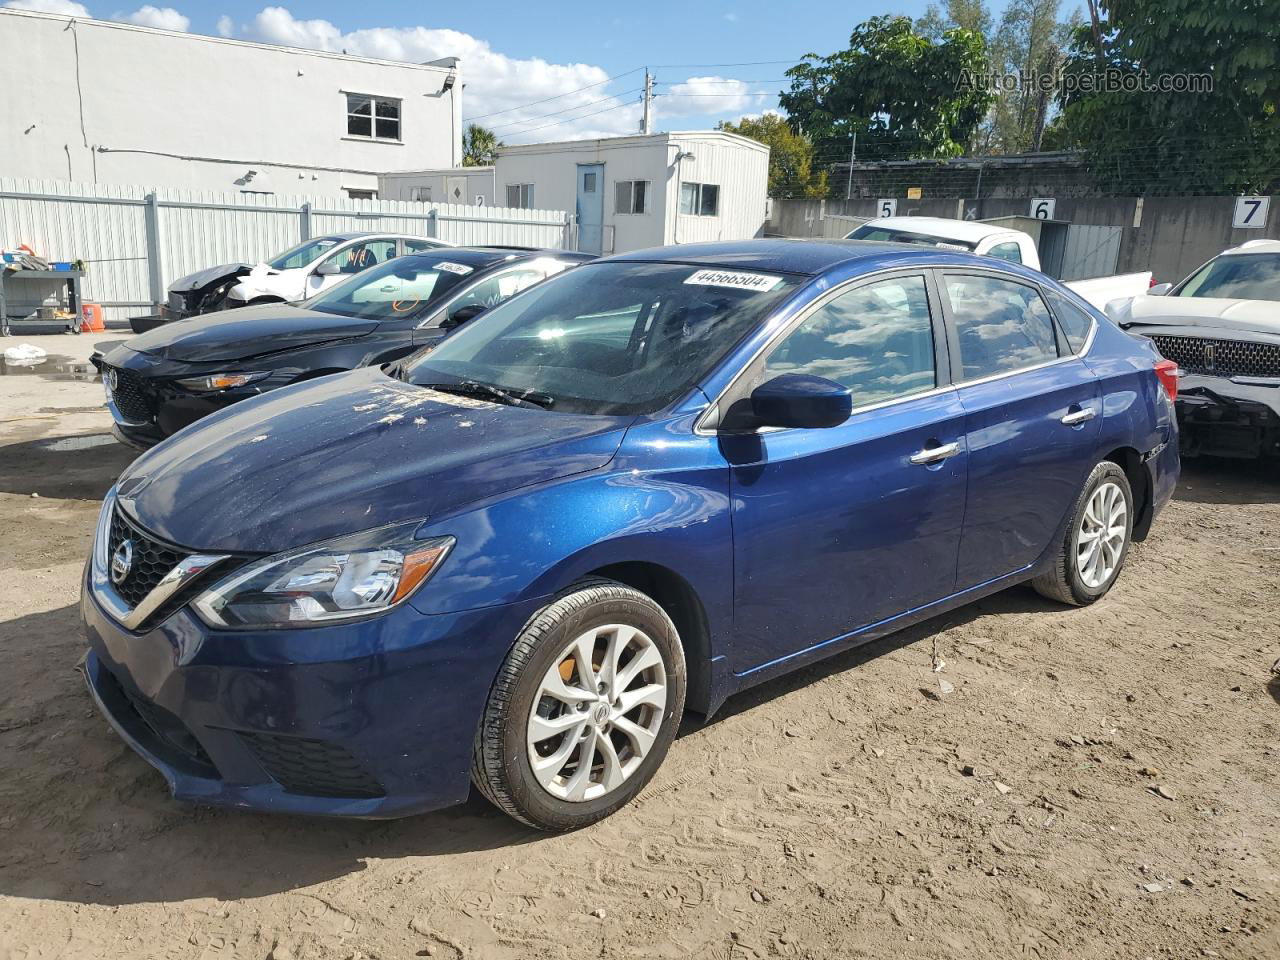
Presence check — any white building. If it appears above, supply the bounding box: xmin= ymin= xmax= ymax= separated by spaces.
xmin=0 ymin=8 xmax=463 ymax=197
xmin=378 ymin=166 xmax=498 ymax=206
xmin=378 ymin=131 xmax=770 ymax=254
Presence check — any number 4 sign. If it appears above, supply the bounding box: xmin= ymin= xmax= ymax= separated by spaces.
xmin=1233 ymin=196 xmax=1270 ymax=229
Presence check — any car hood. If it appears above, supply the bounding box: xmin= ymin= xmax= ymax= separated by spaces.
xmin=117 ymin=367 xmax=632 ymax=552
xmin=170 ymin=262 xmax=252 ymax=294
xmin=1111 ymin=295 xmax=1280 ymax=336
xmin=116 ymin=303 xmax=379 ymax=363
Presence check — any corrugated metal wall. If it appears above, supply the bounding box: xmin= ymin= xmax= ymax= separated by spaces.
xmin=1 ymin=178 xmax=570 ymax=325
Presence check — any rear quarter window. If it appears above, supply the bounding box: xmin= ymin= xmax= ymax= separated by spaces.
xmin=1045 ymin=291 xmax=1096 ymax=353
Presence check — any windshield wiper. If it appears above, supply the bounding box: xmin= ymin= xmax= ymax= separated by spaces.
xmin=420 ymin=380 xmax=556 ymax=410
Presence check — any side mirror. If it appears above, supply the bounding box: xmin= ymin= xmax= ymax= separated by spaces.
xmin=442 ymin=303 xmax=487 ymax=329
xmin=750 ymin=374 xmax=852 ymax=429
xmin=315 ymin=261 xmax=340 ymax=276
xmin=1148 ymin=282 xmax=1172 ymax=296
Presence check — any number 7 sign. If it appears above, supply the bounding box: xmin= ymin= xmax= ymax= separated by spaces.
xmin=1233 ymin=197 xmax=1270 ymax=229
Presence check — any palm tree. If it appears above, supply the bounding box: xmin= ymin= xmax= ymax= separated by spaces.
xmin=463 ymin=124 xmax=502 ymax=167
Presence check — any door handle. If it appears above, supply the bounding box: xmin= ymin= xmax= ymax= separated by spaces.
xmin=909 ymin=441 xmax=961 ymax=465
xmin=1060 ymin=408 xmax=1096 ymax=426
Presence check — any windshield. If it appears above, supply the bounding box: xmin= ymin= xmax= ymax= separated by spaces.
xmin=847 ymin=225 xmax=976 ymax=251
xmin=399 ymin=261 xmax=804 ymax=416
xmin=307 ymin=255 xmax=475 ymax=319
xmin=268 ymin=237 xmax=347 ymax=270
xmin=1176 ymin=253 xmax=1280 ymax=301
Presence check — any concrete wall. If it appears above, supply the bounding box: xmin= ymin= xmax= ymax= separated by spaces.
xmin=768 ymin=195 xmax=1280 ymax=284
xmin=379 ymin=168 xmax=497 ymax=205
xmin=0 ymin=9 xmax=462 ymax=196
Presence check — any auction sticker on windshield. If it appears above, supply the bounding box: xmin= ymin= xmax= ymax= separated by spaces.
xmin=684 ymin=269 xmax=783 ymax=292
xmin=436 ymin=262 xmax=474 ymax=276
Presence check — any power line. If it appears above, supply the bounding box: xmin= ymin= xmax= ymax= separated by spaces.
xmin=651 ymin=58 xmax=803 ymax=68
xmin=487 ymin=89 xmax=644 ymax=134
xmin=504 ymin=100 xmax=642 ymax=140
xmin=463 ymin=67 xmax=644 ymax=123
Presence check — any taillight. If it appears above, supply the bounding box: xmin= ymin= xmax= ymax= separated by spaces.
xmin=1154 ymin=358 xmax=1178 ymax=402
xmin=1148 ymin=276 xmax=1158 ymax=288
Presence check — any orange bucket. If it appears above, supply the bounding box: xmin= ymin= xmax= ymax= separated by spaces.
xmin=80 ymin=302 xmax=105 ymax=332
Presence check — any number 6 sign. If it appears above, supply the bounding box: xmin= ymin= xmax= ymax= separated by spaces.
xmin=1233 ymin=197 xmax=1270 ymax=229
xmin=1030 ymin=198 xmax=1056 ymax=220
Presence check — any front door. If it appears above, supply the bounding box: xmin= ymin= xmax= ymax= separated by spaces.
xmin=726 ymin=272 xmax=968 ymax=674
xmin=576 ymin=164 xmax=605 ymax=256
xmin=939 ymin=271 xmax=1102 ymax=589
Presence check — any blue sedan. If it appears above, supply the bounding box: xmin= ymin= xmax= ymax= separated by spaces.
xmin=81 ymin=240 xmax=1180 ymax=829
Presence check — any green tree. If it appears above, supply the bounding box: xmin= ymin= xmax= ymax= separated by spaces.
xmin=916 ymin=0 xmax=992 ymax=43
xmin=717 ymin=114 xmax=829 ymax=197
xmin=779 ymin=16 xmax=995 ymax=163
xmin=1056 ymin=0 xmax=1280 ymax=193
xmin=462 ymin=124 xmax=502 ymax=167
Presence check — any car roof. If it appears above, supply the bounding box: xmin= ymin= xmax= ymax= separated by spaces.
xmin=1224 ymin=239 xmax=1280 ymax=256
xmin=395 ymin=246 xmax=592 ymax=269
xmin=857 ymin=217 xmax=1017 ymax=243
xmin=319 ymin=231 xmax=436 ymax=242
xmin=605 ymin=238 xmax=976 ymax=276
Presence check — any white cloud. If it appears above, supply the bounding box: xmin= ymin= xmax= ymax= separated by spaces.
xmin=215 ymin=13 xmax=233 ymax=36
xmin=2 ymin=0 xmax=91 ymax=15
xmin=664 ymin=76 xmax=774 ymax=116
xmin=230 ymin=6 xmax=644 ymax=142
xmin=113 ymin=5 xmax=188 ymax=30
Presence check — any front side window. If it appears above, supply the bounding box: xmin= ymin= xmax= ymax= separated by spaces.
xmin=506 ymin=183 xmax=536 ymax=209
xmin=764 ymin=275 xmax=937 ymax=407
xmin=305 ymin=255 xmax=476 ymax=319
xmin=346 ymin=94 xmax=401 ymax=141
xmin=319 ymin=239 xmax=398 ymax=276
xmin=1176 ymin=253 xmax=1280 ymax=301
xmin=401 ymin=262 xmax=803 ymax=415
xmin=987 ymin=241 xmax=1023 ymax=264
xmin=679 ymin=182 xmax=720 ymax=216
xmin=615 ymin=180 xmax=650 ymax=215
xmin=1045 ymin=290 xmax=1096 ymax=353
xmin=267 ymin=237 xmax=342 ymax=270
xmin=946 ymin=275 xmax=1060 ymax=380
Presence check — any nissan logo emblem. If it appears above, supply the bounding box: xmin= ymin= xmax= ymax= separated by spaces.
xmin=110 ymin=539 xmax=134 ymax=585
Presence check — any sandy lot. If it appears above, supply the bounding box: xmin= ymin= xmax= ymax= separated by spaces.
xmin=1 ymin=333 xmax=1278 ymax=960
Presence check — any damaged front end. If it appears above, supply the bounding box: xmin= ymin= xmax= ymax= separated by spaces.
xmin=1143 ymin=330 xmax=1280 ymax=459
xmin=129 ymin=263 xmax=254 ymax=333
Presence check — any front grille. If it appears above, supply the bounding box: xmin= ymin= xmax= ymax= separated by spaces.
xmin=107 ymin=506 xmax=188 ymax=608
xmin=1151 ymin=335 xmax=1280 ymax=378
xmin=239 ymin=732 xmax=385 ymax=799
xmin=105 ymin=365 xmax=155 ymax=422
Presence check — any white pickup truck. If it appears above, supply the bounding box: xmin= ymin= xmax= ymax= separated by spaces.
xmin=845 ymin=216 xmax=1151 ymax=311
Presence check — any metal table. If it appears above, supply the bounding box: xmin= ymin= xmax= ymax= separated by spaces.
xmin=0 ymin=269 xmax=84 ymax=336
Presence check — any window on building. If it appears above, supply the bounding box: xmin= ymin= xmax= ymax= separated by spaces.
xmin=679 ymin=182 xmax=720 ymax=216
xmin=346 ymin=94 xmax=402 ymax=141
xmin=582 ymin=172 xmax=597 ymax=193
xmin=945 ymin=275 xmax=1059 ymax=380
xmin=764 ymin=276 xmax=936 ymax=406
xmin=409 ymin=186 xmax=432 ymax=202
xmin=345 ymin=188 xmax=377 ymax=201
xmin=505 ymin=183 xmax=536 ymax=209
xmin=615 ymin=180 xmax=650 ymax=215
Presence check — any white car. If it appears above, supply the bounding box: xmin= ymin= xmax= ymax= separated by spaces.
xmin=1108 ymin=239 xmax=1280 ymax=459
xmin=844 ymin=216 xmax=1151 ymax=311
xmin=141 ymin=233 xmax=451 ymax=330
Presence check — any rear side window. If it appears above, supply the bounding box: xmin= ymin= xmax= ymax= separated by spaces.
xmin=945 ymin=275 xmax=1059 ymax=380
xmin=987 ymin=241 xmax=1023 ymax=264
xmin=1045 ymin=290 xmax=1096 ymax=353
xmin=764 ymin=275 xmax=937 ymax=407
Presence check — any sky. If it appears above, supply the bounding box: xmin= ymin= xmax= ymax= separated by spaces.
xmin=2 ymin=0 xmax=933 ymax=143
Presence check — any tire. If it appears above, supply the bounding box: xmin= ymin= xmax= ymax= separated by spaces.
xmin=472 ymin=578 xmax=687 ymax=831
xmin=1032 ymin=461 xmax=1134 ymax=606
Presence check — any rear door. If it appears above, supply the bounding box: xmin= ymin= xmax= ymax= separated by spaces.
xmin=941 ymin=271 xmax=1101 ymax=589
xmin=725 ymin=271 xmax=968 ymax=673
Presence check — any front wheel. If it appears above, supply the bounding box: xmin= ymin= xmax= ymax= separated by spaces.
xmin=472 ymin=578 xmax=686 ymax=831
xmin=1032 ymin=461 xmax=1134 ymax=606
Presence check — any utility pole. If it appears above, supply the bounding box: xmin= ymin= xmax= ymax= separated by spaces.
xmin=641 ymin=69 xmax=654 ymax=135
xmin=846 ymin=132 xmax=856 ymax=200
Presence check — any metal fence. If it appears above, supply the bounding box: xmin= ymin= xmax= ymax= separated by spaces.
xmin=0 ymin=177 xmax=573 ymax=326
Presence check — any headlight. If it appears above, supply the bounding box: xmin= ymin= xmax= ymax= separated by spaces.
xmin=192 ymin=522 xmax=453 ymax=629
xmin=175 ymin=372 xmax=269 ymax=392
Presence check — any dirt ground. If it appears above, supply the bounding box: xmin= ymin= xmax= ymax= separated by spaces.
xmin=1 ymin=333 xmax=1278 ymax=960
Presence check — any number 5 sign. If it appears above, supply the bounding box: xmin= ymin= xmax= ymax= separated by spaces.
xmin=878 ymin=199 xmax=898 ymax=218
xmin=1030 ymin=198 xmax=1056 ymax=220
xmin=1233 ymin=196 xmax=1270 ymax=229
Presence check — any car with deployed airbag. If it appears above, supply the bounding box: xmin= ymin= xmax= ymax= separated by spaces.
xmin=81 ymin=239 xmax=1179 ymax=830
xmin=95 ymin=247 xmax=589 ymax=448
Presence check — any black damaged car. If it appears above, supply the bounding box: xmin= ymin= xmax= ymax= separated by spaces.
xmin=95 ymin=247 xmax=590 ymax=449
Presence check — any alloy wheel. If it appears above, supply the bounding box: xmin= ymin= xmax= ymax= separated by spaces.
xmin=1076 ymin=480 xmax=1128 ymax=589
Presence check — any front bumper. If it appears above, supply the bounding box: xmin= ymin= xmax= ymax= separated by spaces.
xmin=1174 ymin=373 xmax=1280 ymax=458
xmin=80 ymin=568 xmax=541 ymax=818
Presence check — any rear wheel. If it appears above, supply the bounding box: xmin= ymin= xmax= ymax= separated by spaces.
xmin=1032 ymin=461 xmax=1134 ymax=606
xmin=472 ymin=578 xmax=686 ymax=831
